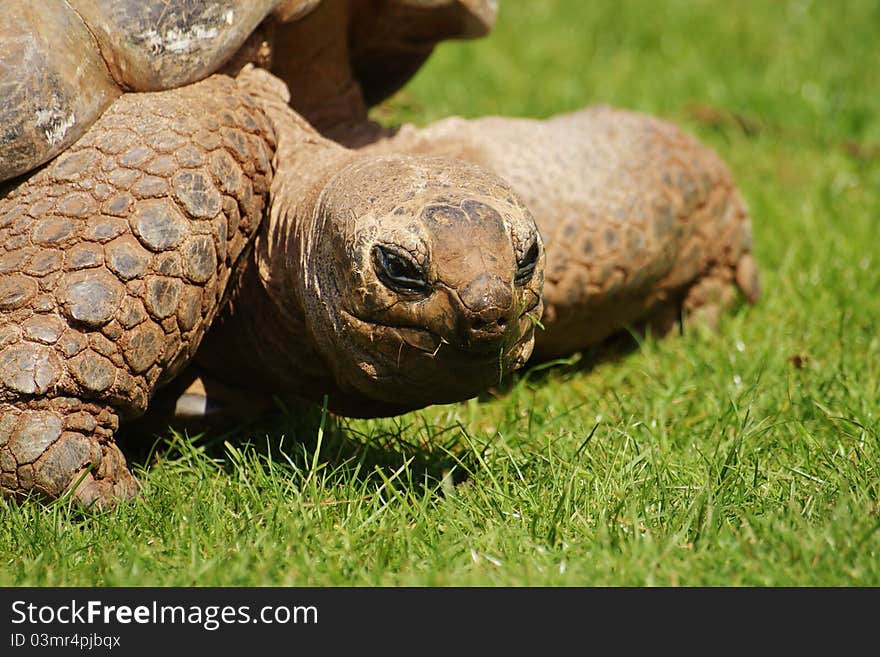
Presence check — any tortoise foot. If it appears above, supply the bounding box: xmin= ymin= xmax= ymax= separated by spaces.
xmin=65 ymin=439 xmax=140 ymax=509
xmin=0 ymin=398 xmax=138 ymax=507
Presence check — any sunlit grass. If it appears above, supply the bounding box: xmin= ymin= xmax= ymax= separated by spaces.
xmin=2 ymin=0 xmax=877 ymax=586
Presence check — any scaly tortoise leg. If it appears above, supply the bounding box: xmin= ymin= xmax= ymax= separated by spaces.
xmin=0 ymin=400 xmax=135 ymax=505
xmin=0 ymin=73 xmax=275 ymax=506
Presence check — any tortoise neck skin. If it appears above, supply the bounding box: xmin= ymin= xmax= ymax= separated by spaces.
xmin=196 ymin=67 xmax=544 ymax=418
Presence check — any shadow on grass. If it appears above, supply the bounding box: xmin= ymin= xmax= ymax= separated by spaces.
xmin=118 ymin=395 xmax=475 ymax=498
xmin=113 ymin=320 xmax=672 ymax=501
xmin=477 ymin=327 xmax=644 ymax=402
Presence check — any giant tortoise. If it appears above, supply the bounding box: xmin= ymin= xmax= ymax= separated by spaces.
xmin=0 ymin=0 xmax=758 ymax=506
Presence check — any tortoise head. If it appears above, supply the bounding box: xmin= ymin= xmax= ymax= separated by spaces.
xmin=302 ymin=155 xmax=544 ymax=415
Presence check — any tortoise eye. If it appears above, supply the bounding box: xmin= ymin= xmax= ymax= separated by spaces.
xmin=515 ymin=239 xmax=540 ymax=286
xmin=372 ymin=244 xmax=429 ymax=296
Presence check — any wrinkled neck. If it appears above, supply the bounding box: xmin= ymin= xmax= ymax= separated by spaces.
xmin=237 ymin=65 xmax=353 ymax=321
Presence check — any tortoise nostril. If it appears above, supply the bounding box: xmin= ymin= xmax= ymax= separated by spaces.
xmin=469 ymin=315 xmax=506 ymax=336
xmin=459 ymin=274 xmax=515 ymax=343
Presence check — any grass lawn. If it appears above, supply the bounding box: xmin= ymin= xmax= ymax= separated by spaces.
xmin=2 ymin=0 xmax=878 ymax=586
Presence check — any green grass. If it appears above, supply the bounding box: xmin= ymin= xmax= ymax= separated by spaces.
xmin=3 ymin=0 xmax=878 ymax=586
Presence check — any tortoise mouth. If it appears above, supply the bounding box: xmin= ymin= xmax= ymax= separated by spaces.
xmin=326 ymin=307 xmax=537 ymax=412
xmin=342 ymin=306 xmax=537 ymax=364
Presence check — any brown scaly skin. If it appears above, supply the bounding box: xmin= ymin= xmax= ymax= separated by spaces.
xmin=1 ymin=0 xmax=759 ymax=506
xmin=0 ymin=1 xmax=526 ymax=507
xmin=0 ymin=74 xmax=275 ymax=505
xmin=261 ymin=0 xmax=759 ymax=360
xmin=194 ymin=69 xmax=543 ymax=418
xmin=0 ymin=67 xmax=543 ymax=505
xmin=356 ymin=109 xmax=760 ymax=360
